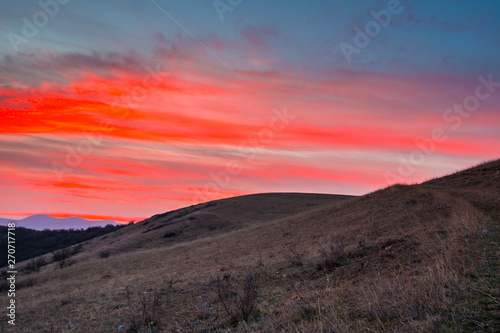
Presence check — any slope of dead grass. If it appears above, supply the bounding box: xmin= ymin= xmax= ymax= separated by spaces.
xmin=69 ymin=193 xmax=353 ymax=261
xmin=2 ymin=160 xmax=499 ymax=332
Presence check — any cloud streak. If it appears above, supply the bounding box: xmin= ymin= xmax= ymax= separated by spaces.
xmin=0 ymin=0 xmax=499 ymax=222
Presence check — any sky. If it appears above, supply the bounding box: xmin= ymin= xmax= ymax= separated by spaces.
xmin=0 ymin=0 xmax=499 ymax=223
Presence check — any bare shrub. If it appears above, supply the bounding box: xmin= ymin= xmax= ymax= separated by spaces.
xmin=213 ymin=272 xmax=259 ymax=326
xmin=60 ymin=292 xmax=73 ymax=306
xmin=163 ymin=231 xmax=178 ymax=238
xmin=18 ymin=277 xmax=37 ymax=289
xmin=284 ymin=243 xmax=305 ymax=267
xmin=52 ymin=248 xmax=72 ymax=269
xmin=25 ymin=257 xmax=46 ymax=273
xmin=163 ymin=275 xmax=177 ymax=292
xmin=99 ymin=250 xmax=110 ymax=259
xmin=123 ymin=285 xmax=164 ymax=332
xmin=317 ymin=239 xmax=347 ymax=270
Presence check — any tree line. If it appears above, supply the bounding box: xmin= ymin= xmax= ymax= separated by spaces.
xmin=0 ymin=224 xmax=127 ymax=268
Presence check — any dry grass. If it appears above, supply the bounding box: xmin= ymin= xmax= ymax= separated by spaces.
xmin=2 ymin=160 xmax=499 ymax=332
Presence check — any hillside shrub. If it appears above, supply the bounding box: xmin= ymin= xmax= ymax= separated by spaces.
xmin=52 ymin=248 xmax=72 ymax=269
xmin=24 ymin=256 xmax=46 ymax=273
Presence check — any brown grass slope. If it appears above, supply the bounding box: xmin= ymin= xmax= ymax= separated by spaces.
xmin=2 ymin=160 xmax=499 ymax=332
xmin=423 ymin=159 xmax=500 ymax=217
xmin=73 ymin=193 xmax=353 ymax=260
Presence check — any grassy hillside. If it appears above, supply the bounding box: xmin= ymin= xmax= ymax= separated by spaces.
xmin=1 ymin=161 xmax=499 ymax=332
xmin=72 ymin=193 xmax=353 ymax=259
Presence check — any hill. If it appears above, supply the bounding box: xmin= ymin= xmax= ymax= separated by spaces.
xmin=0 ymin=214 xmax=119 ymax=230
xmin=1 ymin=160 xmax=498 ymax=332
xmin=76 ymin=192 xmax=353 ymax=256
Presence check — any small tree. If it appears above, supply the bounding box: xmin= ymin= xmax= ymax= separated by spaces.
xmin=52 ymin=248 xmax=72 ymax=269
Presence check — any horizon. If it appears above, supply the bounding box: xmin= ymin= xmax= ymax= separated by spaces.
xmin=1 ymin=1 xmax=499 ymax=223
xmin=0 ymin=213 xmax=117 ymax=222
xmin=1 ymin=158 xmax=497 ymax=223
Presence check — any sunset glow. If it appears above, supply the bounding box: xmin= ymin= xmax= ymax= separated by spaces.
xmin=1 ymin=0 xmax=499 ymax=223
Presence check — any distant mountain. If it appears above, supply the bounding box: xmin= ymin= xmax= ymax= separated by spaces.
xmin=0 ymin=214 xmax=119 ymax=230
